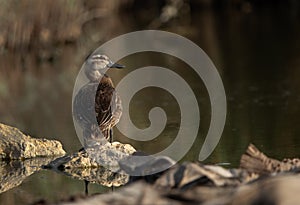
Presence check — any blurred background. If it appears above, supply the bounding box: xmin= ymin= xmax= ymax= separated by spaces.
xmin=0 ymin=0 xmax=300 ymax=203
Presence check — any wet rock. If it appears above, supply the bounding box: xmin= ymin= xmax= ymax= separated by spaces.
xmin=44 ymin=141 xmax=136 ymax=187
xmin=0 ymin=123 xmax=66 ymax=159
xmin=164 ymin=173 xmax=300 ymax=205
xmin=86 ymin=142 xmax=136 ymax=171
xmin=46 ymin=142 xmax=136 ymax=170
xmin=221 ymin=174 xmax=300 ymax=205
xmin=0 ymin=157 xmax=56 ymax=193
xmin=119 ymin=152 xmax=176 ymax=176
xmin=154 ymin=162 xmax=242 ymax=191
xmin=45 ymin=150 xmax=130 ymax=187
xmin=59 ymin=181 xmax=182 ymax=205
xmin=170 ymin=185 xmax=234 ymax=204
xmin=61 ymin=166 xmax=129 ymax=187
xmin=57 ymin=172 xmax=300 ymax=205
xmin=119 ymin=152 xmax=176 ymax=184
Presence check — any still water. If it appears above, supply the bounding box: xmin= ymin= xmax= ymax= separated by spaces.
xmin=0 ymin=6 xmax=300 ymax=204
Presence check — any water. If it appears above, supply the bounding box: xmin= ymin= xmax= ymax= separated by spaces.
xmin=0 ymin=4 xmax=300 ymax=204
xmin=0 ymin=169 xmax=110 ymax=204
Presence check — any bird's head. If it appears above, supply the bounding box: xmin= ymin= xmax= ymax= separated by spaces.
xmin=84 ymin=54 xmax=125 ymax=82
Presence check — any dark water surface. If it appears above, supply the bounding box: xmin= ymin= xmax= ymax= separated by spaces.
xmin=0 ymin=5 xmax=300 ymax=204
xmin=0 ymin=170 xmax=110 ymax=204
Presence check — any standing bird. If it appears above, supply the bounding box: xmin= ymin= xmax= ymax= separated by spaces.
xmin=73 ymin=54 xmax=125 ymax=147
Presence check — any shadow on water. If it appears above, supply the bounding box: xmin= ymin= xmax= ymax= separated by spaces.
xmin=0 ymin=1 xmax=300 ymax=204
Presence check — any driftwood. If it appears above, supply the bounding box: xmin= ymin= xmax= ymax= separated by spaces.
xmin=240 ymin=143 xmax=300 ymax=174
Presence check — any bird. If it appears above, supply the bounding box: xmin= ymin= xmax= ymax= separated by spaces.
xmin=73 ymin=54 xmax=125 ymax=147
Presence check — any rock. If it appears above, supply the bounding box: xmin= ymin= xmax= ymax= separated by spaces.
xmin=44 ymin=150 xmax=130 ymax=187
xmin=163 ymin=174 xmax=300 ymax=205
xmin=0 ymin=123 xmax=66 ymax=159
xmin=154 ymin=162 xmax=243 ymax=191
xmin=223 ymin=174 xmax=300 ymax=205
xmin=119 ymin=152 xmax=176 ymax=183
xmin=62 ymin=166 xmax=129 ymax=187
xmin=86 ymin=141 xmax=136 ymax=171
xmin=59 ymin=181 xmax=181 ymax=205
xmin=46 ymin=141 xmax=136 ymax=170
xmin=119 ymin=152 xmax=176 ymax=176
xmin=57 ymin=172 xmax=300 ymax=205
xmin=44 ymin=141 xmax=136 ymax=187
xmin=0 ymin=157 xmax=56 ymax=193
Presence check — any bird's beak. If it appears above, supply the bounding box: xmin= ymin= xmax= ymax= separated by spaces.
xmin=109 ymin=62 xmax=125 ymax=69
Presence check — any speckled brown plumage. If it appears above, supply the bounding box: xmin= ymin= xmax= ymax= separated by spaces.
xmin=95 ymin=74 xmax=122 ymax=141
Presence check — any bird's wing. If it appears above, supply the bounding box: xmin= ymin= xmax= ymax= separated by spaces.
xmin=95 ymin=83 xmax=114 ymax=129
xmin=73 ymin=83 xmax=99 ymax=129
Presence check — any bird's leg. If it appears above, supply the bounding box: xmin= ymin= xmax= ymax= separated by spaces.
xmin=84 ymin=180 xmax=89 ymax=195
xmin=78 ymin=147 xmax=85 ymax=152
xmin=109 ymin=128 xmax=113 ymax=143
xmin=109 ymin=128 xmax=114 ymax=192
